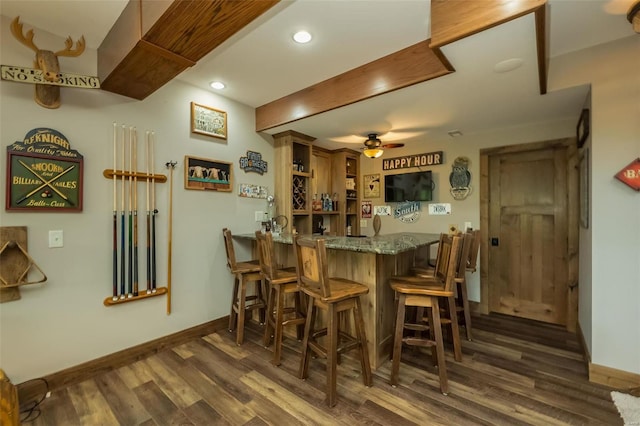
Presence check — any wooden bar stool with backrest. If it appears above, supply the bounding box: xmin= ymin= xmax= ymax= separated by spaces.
xmin=255 ymin=230 xmax=306 ymax=366
xmin=388 ymin=233 xmax=466 ymax=395
xmin=456 ymin=229 xmax=480 ymax=341
xmin=413 ymin=230 xmax=478 ymax=341
xmin=293 ymin=235 xmax=372 ymax=407
xmin=222 ymin=228 xmax=267 ymax=345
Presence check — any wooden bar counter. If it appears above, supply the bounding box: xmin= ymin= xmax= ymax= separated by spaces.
xmin=234 ymin=232 xmax=439 ymax=369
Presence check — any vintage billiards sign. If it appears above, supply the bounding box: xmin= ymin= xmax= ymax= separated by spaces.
xmin=6 ymin=128 xmax=83 ymax=212
xmin=614 ymin=158 xmax=640 ymax=191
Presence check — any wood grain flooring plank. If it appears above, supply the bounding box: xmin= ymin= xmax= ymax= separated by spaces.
xmin=245 ymin=392 xmax=307 ymax=426
xmin=240 ymin=369 xmax=341 ymax=425
xmin=132 ymin=381 xmax=190 ymax=426
xmin=142 ymin=355 xmax=201 ymax=409
xmin=352 ymin=399 xmax=419 ymax=426
xmin=94 ymin=369 xmax=152 ymax=425
xmin=28 ymin=387 xmax=80 ymax=426
xmin=202 ymin=331 xmax=251 ymax=359
xmin=182 ymin=399 xmax=231 ymax=426
xmin=185 ymin=340 xmax=255 ymax=404
xmin=171 ymin=362 xmax=256 ymax=424
xmin=116 ymin=364 xmax=149 ymax=390
xmin=67 ymin=379 xmax=120 ymax=425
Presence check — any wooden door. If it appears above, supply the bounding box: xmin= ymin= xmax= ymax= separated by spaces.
xmin=488 ymin=144 xmax=570 ymax=325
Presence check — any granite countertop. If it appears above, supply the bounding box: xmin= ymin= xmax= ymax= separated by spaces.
xmin=233 ymin=232 xmax=439 ymax=255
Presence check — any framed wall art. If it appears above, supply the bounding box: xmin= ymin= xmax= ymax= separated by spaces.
xmin=190 ymin=102 xmax=227 ymax=139
xmin=363 ymin=173 xmax=380 ymax=198
xmin=184 ymin=156 xmax=232 ymax=192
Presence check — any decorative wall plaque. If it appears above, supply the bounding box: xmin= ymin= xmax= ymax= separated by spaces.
xmin=6 ymin=128 xmax=83 ymax=211
xmin=614 ymin=158 xmax=640 ymax=191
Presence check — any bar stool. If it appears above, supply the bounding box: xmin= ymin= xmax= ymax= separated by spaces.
xmin=293 ymin=235 xmax=372 ymax=407
xmin=222 ymin=228 xmax=267 ymax=345
xmin=388 ymin=233 xmax=466 ymax=395
xmin=255 ymin=230 xmax=306 ymax=366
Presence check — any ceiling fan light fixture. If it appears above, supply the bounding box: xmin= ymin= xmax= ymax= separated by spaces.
xmin=364 ymin=148 xmax=384 ymax=158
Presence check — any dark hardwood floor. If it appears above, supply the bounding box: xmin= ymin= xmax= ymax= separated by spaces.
xmin=22 ymin=313 xmax=623 ymax=425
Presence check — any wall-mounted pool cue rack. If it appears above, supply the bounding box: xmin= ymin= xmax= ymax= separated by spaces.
xmin=102 ymin=169 xmax=167 ymax=306
xmin=102 ymin=126 xmax=169 ymax=307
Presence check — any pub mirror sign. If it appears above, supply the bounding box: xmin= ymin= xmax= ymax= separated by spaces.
xmin=6 ymin=128 xmax=84 ymax=211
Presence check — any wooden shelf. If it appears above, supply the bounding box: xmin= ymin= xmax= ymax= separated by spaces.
xmin=313 ymin=211 xmax=340 ymax=215
xmin=103 ymin=286 xmax=167 ymax=306
xmin=103 ymin=170 xmax=167 ymax=183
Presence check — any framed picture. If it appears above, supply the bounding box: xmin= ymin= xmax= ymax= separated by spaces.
xmin=363 ymin=173 xmax=381 ymax=198
xmin=191 ymin=102 xmax=227 ymax=139
xmin=184 ymin=155 xmax=232 ymax=192
xmin=579 ymin=149 xmax=589 ymax=228
xmin=576 ymin=108 xmax=590 ymax=148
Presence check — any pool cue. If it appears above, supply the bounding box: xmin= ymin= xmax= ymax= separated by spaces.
xmin=132 ymin=128 xmax=139 ymax=297
xmin=166 ymin=160 xmax=177 ymax=315
xmin=127 ymin=126 xmax=134 ymax=298
xmin=145 ymin=131 xmax=151 ymax=294
xmin=120 ymin=125 xmax=126 ymax=299
xmin=151 ymin=131 xmax=157 ymax=293
xmin=112 ymin=123 xmax=118 ymax=301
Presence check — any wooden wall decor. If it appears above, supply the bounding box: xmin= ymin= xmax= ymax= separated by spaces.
xmin=6 ymin=128 xmax=84 ymax=212
xmin=5 ymin=17 xmax=97 ymax=109
xmin=0 ymin=226 xmax=47 ymax=303
xmin=184 ymin=156 xmax=232 ymax=192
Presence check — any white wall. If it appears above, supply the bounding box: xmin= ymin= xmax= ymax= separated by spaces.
xmin=550 ymin=35 xmax=640 ymax=374
xmin=0 ymin=15 xmax=274 ymax=383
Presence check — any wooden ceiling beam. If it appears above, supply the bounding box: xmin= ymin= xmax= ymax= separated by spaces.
xmin=255 ymin=41 xmax=454 ymax=132
xmin=99 ymin=0 xmax=280 ymax=100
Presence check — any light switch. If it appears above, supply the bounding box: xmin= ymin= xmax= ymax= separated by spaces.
xmin=254 ymin=211 xmax=264 ymax=222
xmin=49 ymin=230 xmax=63 ymax=248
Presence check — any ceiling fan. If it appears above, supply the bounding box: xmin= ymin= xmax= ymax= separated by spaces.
xmin=362 ymin=133 xmax=404 ymax=158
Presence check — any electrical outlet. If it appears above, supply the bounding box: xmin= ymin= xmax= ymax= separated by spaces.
xmin=49 ymin=230 xmax=63 ymax=248
xmin=254 ymin=211 xmax=264 ymax=222
xmin=360 ymin=219 xmax=367 ymax=227
xmin=464 ymin=221 xmax=472 ymax=231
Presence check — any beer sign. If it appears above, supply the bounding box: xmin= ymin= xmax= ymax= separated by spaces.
xmin=6 ymin=128 xmax=84 ymax=211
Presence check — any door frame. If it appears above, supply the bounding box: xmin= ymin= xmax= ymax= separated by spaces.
xmin=479 ymin=138 xmax=580 ymax=331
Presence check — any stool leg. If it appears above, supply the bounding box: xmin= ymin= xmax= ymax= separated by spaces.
xmin=272 ymin=285 xmax=285 ymax=366
xmin=447 ymin=295 xmax=463 ymax=362
xmin=257 ymin=278 xmax=266 ymax=325
xmin=428 ymin=298 xmax=448 ymax=395
xmin=294 ymin=291 xmax=305 ymax=340
xmin=263 ymin=281 xmax=275 ymax=348
xmin=353 ymin=297 xmax=372 ymax=387
xmin=459 ymin=280 xmax=473 ymax=341
xmin=236 ymin=276 xmax=247 ymax=345
xmin=229 ymin=275 xmax=240 ymax=333
xmin=299 ymin=296 xmax=315 ymax=380
xmin=390 ymin=293 xmax=407 ymax=387
xmin=327 ymin=303 xmax=338 ymax=407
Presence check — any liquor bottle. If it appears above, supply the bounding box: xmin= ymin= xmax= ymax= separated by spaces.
xmin=326 ymin=193 xmax=333 ymax=211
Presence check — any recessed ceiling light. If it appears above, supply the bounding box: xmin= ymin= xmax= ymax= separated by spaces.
xmin=210 ymin=81 xmax=225 ymax=90
xmin=293 ymin=31 xmax=312 ymax=44
xmin=493 ymin=58 xmax=524 ymax=73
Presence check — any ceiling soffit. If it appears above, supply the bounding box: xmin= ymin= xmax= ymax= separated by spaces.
xmin=255 ymin=0 xmax=549 ymax=133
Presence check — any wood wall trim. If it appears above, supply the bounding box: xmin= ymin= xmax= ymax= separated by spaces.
xmin=17 ymin=317 xmax=228 ymax=403
xmin=576 ymin=321 xmax=592 ymax=369
xmin=589 ymin=362 xmax=640 ymax=390
xmin=255 ymin=41 xmax=454 ymax=132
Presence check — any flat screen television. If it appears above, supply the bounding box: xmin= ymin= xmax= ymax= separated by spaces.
xmin=384 ymin=170 xmax=433 ymax=202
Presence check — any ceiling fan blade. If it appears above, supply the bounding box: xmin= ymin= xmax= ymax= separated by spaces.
xmin=382 ymin=143 xmax=405 ymax=149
